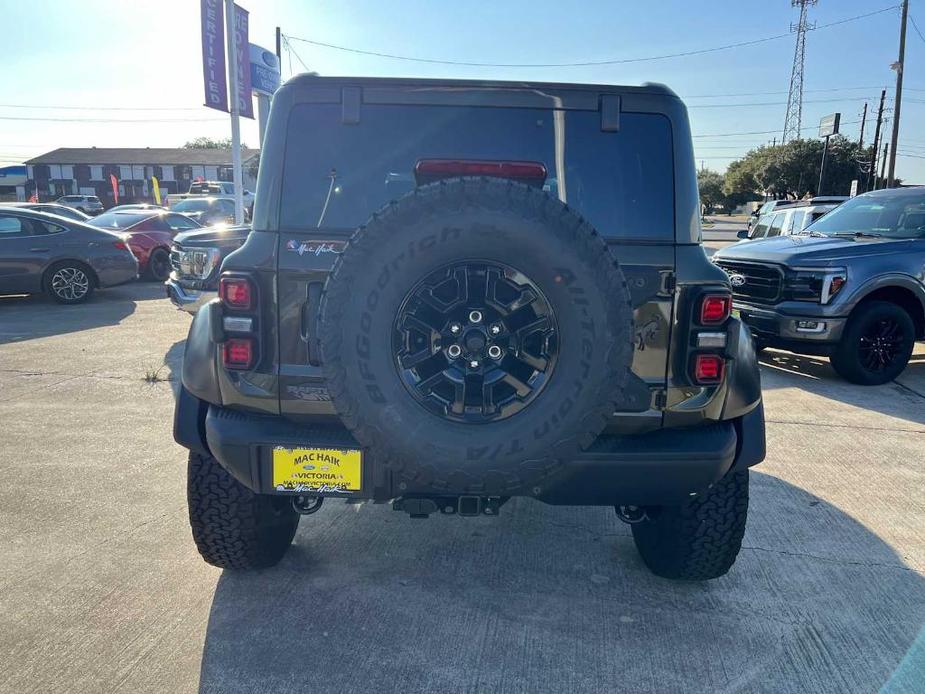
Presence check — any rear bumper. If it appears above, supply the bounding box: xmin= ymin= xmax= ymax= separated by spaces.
xmin=181 ymin=398 xmax=765 ymax=507
xmin=166 ymin=277 xmax=214 ymax=314
xmin=735 ymin=301 xmax=847 ymax=354
xmin=96 ymin=254 xmax=139 ymax=287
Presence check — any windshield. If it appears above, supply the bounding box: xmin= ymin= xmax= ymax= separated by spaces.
xmin=173 ymin=199 xmax=212 ymax=212
xmin=807 ymin=191 xmax=925 ymax=239
xmin=88 ymin=211 xmax=149 ymax=229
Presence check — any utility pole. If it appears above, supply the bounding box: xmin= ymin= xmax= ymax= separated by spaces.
xmin=867 ymin=89 xmax=886 ymax=191
xmin=275 ymin=26 xmax=281 ymax=63
xmin=880 ymin=142 xmax=889 ymax=189
xmin=858 ymin=102 xmax=867 ymax=150
xmin=782 ymin=0 xmax=818 ymax=143
xmin=887 ymin=0 xmax=908 ymax=187
xmin=857 ymin=102 xmax=867 ymax=193
xmin=224 ymin=0 xmax=244 ymax=225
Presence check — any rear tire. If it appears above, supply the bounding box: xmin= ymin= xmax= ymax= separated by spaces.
xmin=830 ymin=301 xmax=915 ymax=385
xmin=43 ymin=261 xmax=95 ymax=304
xmin=630 ymin=470 xmax=749 ymax=581
xmin=187 ymin=451 xmax=300 ymax=569
xmin=146 ymin=247 xmax=171 ymax=282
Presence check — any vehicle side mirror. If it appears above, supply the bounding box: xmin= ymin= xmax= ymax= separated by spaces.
xmin=736 ymin=230 xmax=749 ymax=240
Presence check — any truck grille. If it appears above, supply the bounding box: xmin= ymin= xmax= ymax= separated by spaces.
xmin=170 ymin=245 xmax=182 ymax=273
xmin=714 ymin=260 xmax=783 ymax=304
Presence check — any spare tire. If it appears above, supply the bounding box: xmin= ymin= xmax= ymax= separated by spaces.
xmin=318 ymin=178 xmax=634 ymax=496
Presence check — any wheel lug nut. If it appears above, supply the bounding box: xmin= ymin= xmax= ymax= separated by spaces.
xmin=468 ymin=310 xmax=483 ymax=324
xmin=447 ymin=344 xmax=462 ymax=359
xmin=488 ymin=345 xmax=503 ymax=359
xmin=469 ymin=359 xmax=480 ymax=368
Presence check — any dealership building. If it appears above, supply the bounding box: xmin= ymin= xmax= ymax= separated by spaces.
xmin=20 ymin=147 xmax=259 ymax=206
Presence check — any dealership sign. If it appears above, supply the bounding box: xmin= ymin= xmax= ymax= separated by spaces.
xmin=200 ymin=0 xmax=228 ymax=112
xmin=819 ymin=113 xmax=841 ymax=138
xmin=200 ymin=0 xmax=254 ymax=118
xmin=250 ymin=44 xmax=281 ymax=96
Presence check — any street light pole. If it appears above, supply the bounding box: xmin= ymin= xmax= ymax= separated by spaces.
xmin=887 ymin=0 xmax=908 ymax=188
xmin=224 ymin=0 xmax=245 ymax=225
xmin=817 ymin=134 xmax=830 ymax=196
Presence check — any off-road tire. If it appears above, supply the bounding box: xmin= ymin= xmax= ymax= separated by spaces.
xmin=830 ymin=301 xmax=915 ymax=385
xmin=630 ymin=470 xmax=749 ymax=581
xmin=187 ymin=451 xmax=300 ymax=569
xmin=319 ymin=177 xmax=634 ymax=496
xmin=43 ymin=261 xmax=96 ymax=304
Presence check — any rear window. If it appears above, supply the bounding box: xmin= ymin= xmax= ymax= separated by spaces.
xmin=89 ymin=211 xmax=150 ymax=229
xmin=280 ymin=103 xmax=675 ymax=240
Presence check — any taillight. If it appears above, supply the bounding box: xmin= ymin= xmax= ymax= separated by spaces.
xmin=222 ymin=338 xmax=254 ymax=369
xmin=693 ymin=354 xmax=725 ymax=384
xmin=220 ymin=276 xmax=253 ymax=310
xmin=414 ymin=159 xmax=548 ymax=185
xmin=700 ymin=294 xmax=731 ymax=325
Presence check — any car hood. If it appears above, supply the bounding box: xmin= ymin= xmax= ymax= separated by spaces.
xmin=713 ymin=234 xmax=917 ymax=266
xmin=174 ymin=224 xmax=251 ymax=247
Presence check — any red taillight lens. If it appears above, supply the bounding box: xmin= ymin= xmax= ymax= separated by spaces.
xmin=414 ymin=159 xmax=548 ymax=185
xmin=220 ymin=276 xmax=253 ymax=310
xmin=113 ymin=241 xmax=129 ymax=251
xmin=693 ymin=354 xmax=725 ymax=384
xmin=700 ymin=294 xmax=731 ymax=324
xmin=222 ymin=338 xmax=254 ymax=369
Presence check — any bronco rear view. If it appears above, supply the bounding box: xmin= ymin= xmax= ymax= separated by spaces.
xmin=174 ymin=76 xmax=765 ymax=580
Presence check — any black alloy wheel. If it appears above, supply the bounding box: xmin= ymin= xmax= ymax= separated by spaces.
xmin=831 ymin=300 xmax=915 ymax=385
xmin=858 ymin=317 xmax=905 ymax=373
xmin=393 ymin=260 xmax=558 ymax=423
xmin=147 ymin=247 xmax=171 ymax=282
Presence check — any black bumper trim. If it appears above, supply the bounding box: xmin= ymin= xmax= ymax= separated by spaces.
xmin=200 ymin=402 xmax=766 ymax=507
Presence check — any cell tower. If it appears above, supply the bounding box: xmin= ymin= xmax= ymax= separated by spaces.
xmin=782 ymin=0 xmax=818 ymax=143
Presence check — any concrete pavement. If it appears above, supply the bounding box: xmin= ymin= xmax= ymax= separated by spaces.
xmin=0 ymin=283 xmax=923 ymax=693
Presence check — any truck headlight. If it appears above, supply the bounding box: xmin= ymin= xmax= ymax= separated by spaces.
xmin=784 ymin=267 xmax=846 ymax=304
xmin=179 ymin=248 xmax=221 ymax=279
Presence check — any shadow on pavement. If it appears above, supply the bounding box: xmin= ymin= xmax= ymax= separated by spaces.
xmin=197 ymin=472 xmax=925 ymax=693
xmin=0 ymin=282 xmax=165 ymax=345
xmin=759 ymin=348 xmax=925 ymax=428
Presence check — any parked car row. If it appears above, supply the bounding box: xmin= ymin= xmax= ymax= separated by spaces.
xmin=0 ymin=200 xmax=244 ymax=303
xmin=716 ymin=187 xmax=925 ymax=385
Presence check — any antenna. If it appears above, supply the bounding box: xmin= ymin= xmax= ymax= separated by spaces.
xmin=782 ymin=0 xmax=818 ymax=143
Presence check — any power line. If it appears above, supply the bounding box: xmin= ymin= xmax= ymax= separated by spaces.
xmin=283 ymin=35 xmax=311 ymax=75
xmin=910 ymin=14 xmax=925 ymax=42
xmin=0 ymin=115 xmax=225 ymax=123
xmin=688 ymin=96 xmax=872 ymax=109
xmin=0 ymin=103 xmax=205 ymax=112
xmin=692 ymin=118 xmax=862 ymax=138
xmin=682 ymin=85 xmax=889 ymax=98
xmin=282 ymin=5 xmax=898 ymax=68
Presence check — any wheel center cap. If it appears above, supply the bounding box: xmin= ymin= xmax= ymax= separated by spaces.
xmin=464 ymin=330 xmax=486 ymax=353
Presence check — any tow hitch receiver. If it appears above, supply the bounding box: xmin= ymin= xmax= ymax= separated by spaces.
xmin=393 ymin=496 xmax=504 ymax=519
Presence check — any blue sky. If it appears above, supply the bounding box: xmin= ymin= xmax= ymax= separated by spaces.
xmin=2 ymin=0 xmax=924 ymax=183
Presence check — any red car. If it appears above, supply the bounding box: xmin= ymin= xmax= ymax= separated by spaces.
xmin=88 ymin=210 xmax=201 ymax=281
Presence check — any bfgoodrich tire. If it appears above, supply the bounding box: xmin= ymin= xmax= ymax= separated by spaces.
xmin=630 ymin=470 xmax=749 ymax=581
xmin=830 ymin=301 xmax=915 ymax=385
xmin=319 ymin=178 xmax=634 ymax=496
xmin=187 ymin=451 xmax=300 ymax=569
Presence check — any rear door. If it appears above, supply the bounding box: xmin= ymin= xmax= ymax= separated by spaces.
xmin=274 ymin=85 xmax=676 ymax=427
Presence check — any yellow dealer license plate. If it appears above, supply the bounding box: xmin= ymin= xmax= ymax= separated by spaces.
xmin=271 ymin=447 xmax=362 ymax=493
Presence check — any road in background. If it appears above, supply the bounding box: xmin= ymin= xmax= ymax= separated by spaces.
xmin=0 ymin=284 xmax=922 ymax=693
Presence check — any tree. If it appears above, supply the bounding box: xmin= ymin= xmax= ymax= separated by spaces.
xmin=697 ymin=169 xmax=725 ymax=214
xmin=721 ymin=137 xmax=869 ymax=202
xmin=182 ymin=136 xmax=249 ymax=149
